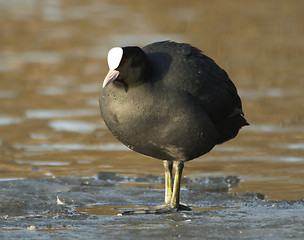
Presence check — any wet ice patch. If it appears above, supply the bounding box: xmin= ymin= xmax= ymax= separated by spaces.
xmin=0 ymin=116 xmax=22 ymax=125
xmin=38 ymin=87 xmax=67 ymax=96
xmin=86 ymin=97 xmax=99 ymax=106
xmin=0 ymin=90 xmax=18 ymax=98
xmin=14 ymin=143 xmax=130 ymax=151
xmin=78 ymin=83 xmax=100 ymax=93
xmin=15 ymin=160 xmax=71 ymax=166
xmin=0 ymin=178 xmax=25 ymax=182
xmin=272 ymin=143 xmax=304 ymax=150
xmin=279 ymin=157 xmax=304 ymax=162
xmin=239 ymin=88 xmax=295 ymax=99
xmin=214 ymin=145 xmax=255 ymax=152
xmin=0 ymin=51 xmax=63 ymax=64
xmin=202 ymin=155 xmax=304 ymax=163
xmin=25 ymin=109 xmax=98 ymax=118
xmin=76 ymin=205 xmax=122 ymax=216
xmin=42 ymin=2 xmax=63 ymax=22
xmin=29 ymin=133 xmax=58 ymax=140
xmin=48 ymin=120 xmax=100 ymax=133
xmin=245 ymin=124 xmax=304 ymax=133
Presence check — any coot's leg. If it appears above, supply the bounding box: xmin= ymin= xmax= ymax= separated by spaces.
xmin=121 ymin=160 xmax=190 ymax=215
xmin=171 ymin=161 xmax=191 ymax=211
xmin=170 ymin=161 xmax=183 ymax=207
xmin=163 ymin=160 xmax=173 ymax=204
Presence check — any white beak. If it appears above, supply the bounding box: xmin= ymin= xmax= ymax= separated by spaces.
xmin=103 ymin=69 xmax=120 ymax=88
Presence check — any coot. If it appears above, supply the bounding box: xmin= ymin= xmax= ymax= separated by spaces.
xmin=99 ymin=41 xmax=248 ymax=212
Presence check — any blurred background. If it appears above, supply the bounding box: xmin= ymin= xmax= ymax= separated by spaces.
xmin=0 ymin=0 xmax=303 ymax=200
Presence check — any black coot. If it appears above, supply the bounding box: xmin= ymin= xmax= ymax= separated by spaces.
xmin=99 ymin=41 xmax=248 ymax=213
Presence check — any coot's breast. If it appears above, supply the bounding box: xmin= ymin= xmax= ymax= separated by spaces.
xmin=99 ymin=81 xmax=219 ymax=161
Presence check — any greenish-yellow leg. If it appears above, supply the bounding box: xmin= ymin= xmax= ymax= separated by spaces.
xmin=163 ymin=160 xmax=173 ymax=204
xmin=122 ymin=160 xmax=190 ymax=215
xmin=162 ymin=160 xmax=191 ymax=211
xmin=170 ymin=161 xmax=183 ymax=208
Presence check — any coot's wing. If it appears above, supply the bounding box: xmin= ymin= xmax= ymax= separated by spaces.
xmin=179 ymin=44 xmax=248 ymax=144
xmin=190 ymin=51 xmax=244 ymax=124
xmin=144 ymin=41 xmax=244 ymax=124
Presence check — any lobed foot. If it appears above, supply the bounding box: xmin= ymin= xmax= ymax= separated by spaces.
xmin=152 ymin=202 xmax=191 ymax=214
xmin=120 ymin=203 xmax=191 ymax=215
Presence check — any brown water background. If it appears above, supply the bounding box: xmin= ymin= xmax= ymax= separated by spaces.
xmin=0 ymin=0 xmax=303 ymax=200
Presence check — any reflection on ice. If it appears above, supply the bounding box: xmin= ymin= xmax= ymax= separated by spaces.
xmin=30 ymin=133 xmax=60 ymax=140
xmin=0 ymin=116 xmax=22 ymax=125
xmin=42 ymin=1 xmax=63 ymax=22
xmin=239 ymin=88 xmax=291 ymax=99
xmin=214 ymin=145 xmax=254 ymax=152
xmin=15 ymin=160 xmax=70 ymax=166
xmin=25 ymin=109 xmax=98 ymax=118
xmin=86 ymin=98 xmax=99 ymax=106
xmin=281 ymin=157 xmax=304 ymax=162
xmin=0 ymin=90 xmax=18 ymax=98
xmin=245 ymin=124 xmax=304 ymax=133
xmin=38 ymin=87 xmax=67 ymax=96
xmin=273 ymin=143 xmax=304 ymax=150
xmin=0 ymin=178 xmax=25 ymax=182
xmin=78 ymin=83 xmax=100 ymax=93
xmin=285 ymin=143 xmax=304 ymax=149
xmin=0 ymin=0 xmax=60 ymax=21
xmin=0 ymin=51 xmax=62 ymax=64
xmin=48 ymin=120 xmax=101 ymax=133
xmin=14 ymin=143 xmax=130 ymax=151
xmin=202 ymin=155 xmax=304 ymax=163
xmin=38 ymin=83 xmax=100 ymax=96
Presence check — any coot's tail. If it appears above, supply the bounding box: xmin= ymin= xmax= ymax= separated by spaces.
xmin=215 ymin=115 xmax=249 ymax=144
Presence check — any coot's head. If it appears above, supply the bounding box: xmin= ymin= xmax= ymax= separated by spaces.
xmin=103 ymin=46 xmax=148 ymax=88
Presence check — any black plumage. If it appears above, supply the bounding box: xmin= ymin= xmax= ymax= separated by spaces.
xmin=99 ymin=41 xmax=248 ymax=212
